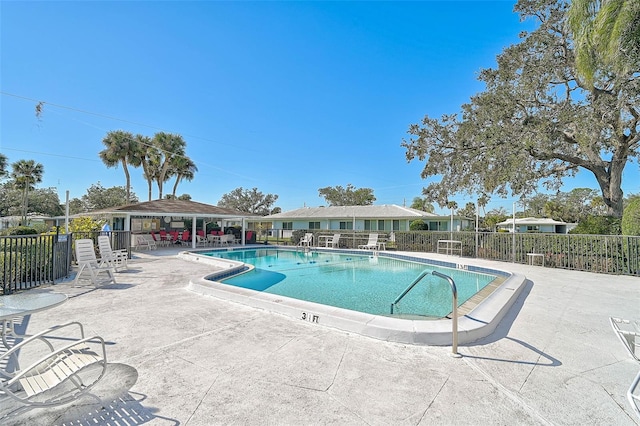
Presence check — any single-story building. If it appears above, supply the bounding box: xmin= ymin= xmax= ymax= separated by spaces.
xmin=496 ymin=217 xmax=577 ymax=234
xmin=258 ymin=205 xmax=472 ymax=237
xmin=0 ymin=214 xmax=51 ymax=230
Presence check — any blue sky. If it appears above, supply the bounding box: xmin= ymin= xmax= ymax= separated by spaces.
xmin=1 ymin=1 xmax=637 ymax=215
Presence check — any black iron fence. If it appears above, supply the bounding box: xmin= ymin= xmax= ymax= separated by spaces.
xmin=258 ymin=229 xmax=640 ymax=277
xmin=0 ymin=231 xmax=131 ymax=294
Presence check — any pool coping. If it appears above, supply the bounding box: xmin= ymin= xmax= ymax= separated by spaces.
xmin=181 ymin=247 xmax=527 ymax=346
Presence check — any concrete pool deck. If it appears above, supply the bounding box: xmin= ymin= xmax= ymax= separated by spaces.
xmin=1 ymin=247 xmax=639 ymax=425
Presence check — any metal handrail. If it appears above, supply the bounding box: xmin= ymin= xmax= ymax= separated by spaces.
xmin=432 ymin=271 xmax=460 ymax=357
xmin=390 ymin=269 xmax=460 ymax=357
xmin=390 ymin=269 xmax=432 ymax=315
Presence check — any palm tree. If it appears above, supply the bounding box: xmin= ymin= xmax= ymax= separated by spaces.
xmin=410 ymin=196 xmax=435 ymax=213
xmin=170 ymin=156 xmax=198 ymax=197
xmin=99 ymin=130 xmax=138 ymax=204
xmin=10 ymin=159 xmax=44 ymax=223
xmin=0 ymin=153 xmax=8 ymax=180
xmin=569 ymin=0 xmax=640 ymax=85
xmin=132 ymin=134 xmax=158 ymax=201
xmin=151 ymin=132 xmax=186 ymax=199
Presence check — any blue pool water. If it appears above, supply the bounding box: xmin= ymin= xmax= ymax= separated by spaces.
xmin=204 ymin=249 xmax=496 ymax=318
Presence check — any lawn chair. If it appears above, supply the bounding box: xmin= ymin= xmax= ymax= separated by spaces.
xmin=0 ymin=321 xmax=107 ymax=408
xmin=358 ymin=233 xmax=379 ymax=250
xmin=195 ymin=235 xmax=208 ymax=247
xmin=610 ymin=317 xmax=640 ymax=419
xmin=74 ymin=239 xmax=116 ymax=286
xmin=325 ymin=233 xmax=341 ymax=248
xmin=97 ymin=235 xmax=128 ymax=272
xmin=610 ymin=317 xmax=639 ymax=361
xmin=136 ymin=235 xmax=157 ymax=250
xmin=298 ymin=233 xmax=313 ymax=247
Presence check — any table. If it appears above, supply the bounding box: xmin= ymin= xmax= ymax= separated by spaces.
xmin=437 ymin=240 xmax=462 ymax=256
xmin=0 ymin=292 xmax=68 ymax=347
xmin=527 ymin=253 xmax=545 ymax=266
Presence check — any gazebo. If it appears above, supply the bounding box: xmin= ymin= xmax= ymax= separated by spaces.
xmin=65 ymin=199 xmax=257 ymax=248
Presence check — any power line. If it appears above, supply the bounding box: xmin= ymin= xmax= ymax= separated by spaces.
xmin=0 ymin=91 xmax=245 ymax=151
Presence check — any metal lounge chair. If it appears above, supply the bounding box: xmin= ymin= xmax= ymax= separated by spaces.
xmin=74 ymin=239 xmax=117 ymax=286
xmin=0 ymin=321 xmax=107 ymax=408
xmin=358 ymin=233 xmax=379 ymax=250
xmin=97 ymin=235 xmax=128 ymax=272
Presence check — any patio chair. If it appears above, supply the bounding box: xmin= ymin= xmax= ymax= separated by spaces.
xmin=629 ymin=369 xmax=640 ymax=420
xmin=610 ymin=317 xmax=639 ymax=361
xmin=610 ymin=317 xmax=640 ymax=419
xmin=358 ymin=233 xmax=379 ymax=250
xmin=298 ymin=233 xmax=313 ymax=247
xmin=195 ymin=235 xmax=208 ymax=247
xmin=325 ymin=233 xmax=341 ymax=248
xmin=181 ymin=230 xmax=191 ymax=244
xmin=97 ymin=235 xmax=128 ymax=272
xmin=136 ymin=235 xmax=157 ymax=251
xmin=0 ymin=321 xmax=107 ymax=408
xmin=74 ymin=239 xmax=117 ymax=286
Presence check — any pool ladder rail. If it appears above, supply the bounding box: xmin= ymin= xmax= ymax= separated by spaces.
xmin=390 ymin=270 xmax=461 ymax=357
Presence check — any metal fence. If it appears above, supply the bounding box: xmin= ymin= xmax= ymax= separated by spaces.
xmin=0 ymin=231 xmax=131 ymax=294
xmin=0 ymin=233 xmax=72 ymax=294
xmin=261 ymin=229 xmax=640 ymax=277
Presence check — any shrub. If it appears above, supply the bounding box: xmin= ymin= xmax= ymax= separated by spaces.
xmin=569 ymin=215 xmax=621 ymax=235
xmin=409 ymin=220 xmax=428 ymax=231
xmin=69 ymin=216 xmax=102 ymax=233
xmin=621 ymin=198 xmax=640 ymax=236
xmin=6 ymin=226 xmax=38 ymax=236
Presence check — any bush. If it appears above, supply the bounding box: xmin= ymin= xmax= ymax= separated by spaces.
xmin=6 ymin=226 xmax=38 ymax=236
xmin=621 ymin=198 xmax=640 ymax=236
xmin=569 ymin=215 xmax=621 ymax=235
xmin=409 ymin=220 xmax=428 ymax=231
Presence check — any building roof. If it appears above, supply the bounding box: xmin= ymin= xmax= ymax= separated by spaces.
xmin=263 ymin=205 xmax=447 ymax=220
xmin=70 ymin=199 xmax=256 ymax=219
xmin=496 ymin=217 xmax=570 ymax=226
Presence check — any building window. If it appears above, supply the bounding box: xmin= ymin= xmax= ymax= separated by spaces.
xmin=393 ymin=220 xmax=400 ymax=231
xmin=308 ymin=222 xmax=320 ymax=229
xmin=378 ymin=220 xmax=385 ymax=231
xmin=282 ymin=222 xmax=293 ymax=230
xmin=364 ymin=220 xmax=372 ymax=230
xmin=339 ymin=221 xmax=353 ymax=230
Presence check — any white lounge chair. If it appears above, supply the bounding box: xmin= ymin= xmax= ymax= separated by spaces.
xmin=298 ymin=233 xmax=313 ymax=247
xmin=74 ymin=239 xmax=116 ymax=286
xmin=610 ymin=317 xmax=639 ymax=361
xmin=629 ymin=369 xmax=640 ymax=420
xmin=610 ymin=317 xmax=640 ymax=420
xmin=136 ymin=235 xmax=157 ymax=250
xmin=0 ymin=321 xmax=107 ymax=408
xmin=325 ymin=233 xmax=341 ymax=248
xmin=358 ymin=233 xmax=379 ymax=250
xmin=97 ymin=236 xmax=128 ymax=272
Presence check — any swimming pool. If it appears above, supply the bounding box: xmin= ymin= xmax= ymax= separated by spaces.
xmin=204 ymin=248 xmax=496 ymax=319
xmin=183 ymin=247 xmax=527 ymax=346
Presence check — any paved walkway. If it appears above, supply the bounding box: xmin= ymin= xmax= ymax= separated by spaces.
xmin=1 ymin=248 xmax=639 ymax=425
